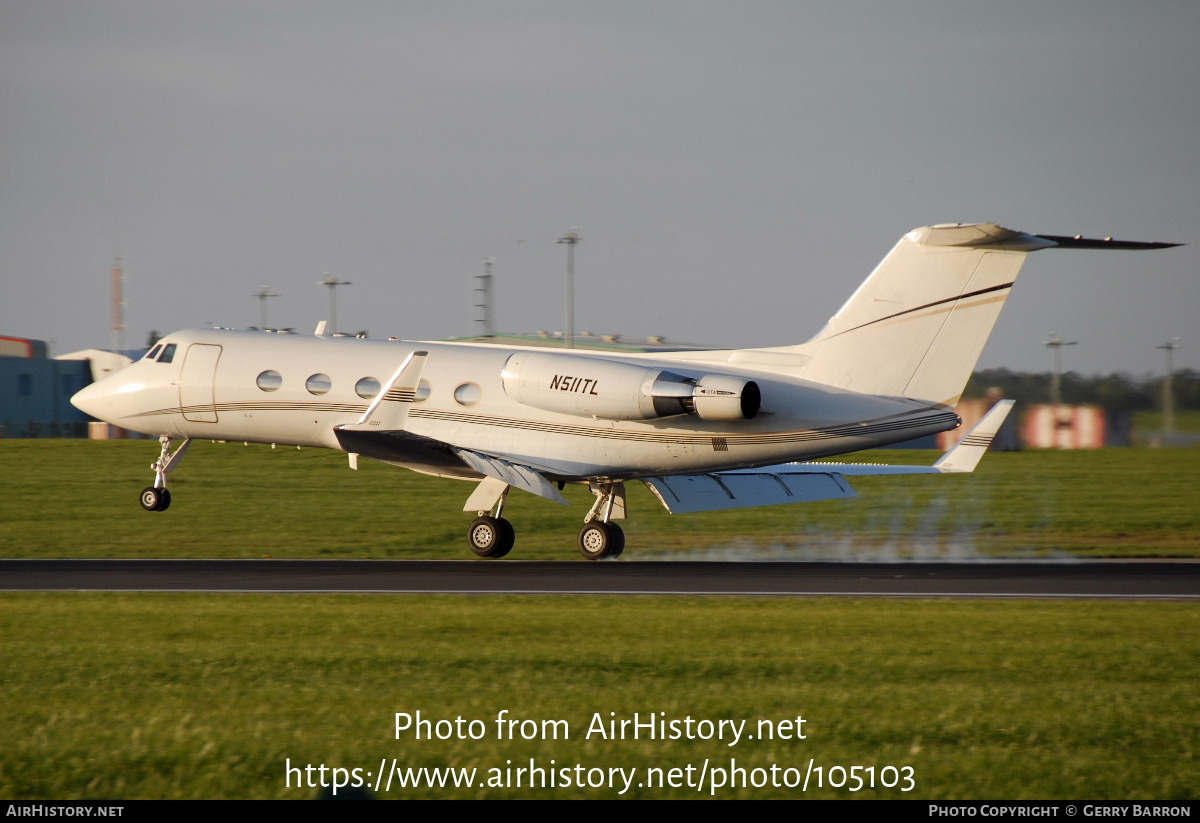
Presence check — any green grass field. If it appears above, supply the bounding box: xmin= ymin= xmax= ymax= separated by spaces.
xmin=2 ymin=594 xmax=1196 ymax=799
xmin=2 ymin=440 xmax=1197 ymax=799
xmin=1134 ymin=410 xmax=1200 ymax=434
xmin=1 ymin=440 xmax=1197 ymax=559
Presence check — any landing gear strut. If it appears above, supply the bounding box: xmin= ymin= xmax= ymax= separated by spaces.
xmin=140 ymin=435 xmax=191 ymax=512
xmin=578 ymin=481 xmax=626 ymax=560
xmin=467 ymin=486 xmax=514 ymax=558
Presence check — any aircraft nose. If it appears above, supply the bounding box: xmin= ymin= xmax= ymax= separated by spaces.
xmin=71 ymin=380 xmax=111 ymax=420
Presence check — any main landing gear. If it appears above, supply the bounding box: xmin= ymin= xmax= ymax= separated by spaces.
xmin=578 ymin=520 xmax=624 ymax=561
xmin=139 ymin=435 xmax=191 ymax=512
xmin=577 ymin=480 xmax=625 ymax=561
xmin=466 ymin=479 xmax=626 ymax=561
xmin=468 ymin=515 xmax=515 ymax=558
xmin=467 ymin=485 xmax=515 ymax=558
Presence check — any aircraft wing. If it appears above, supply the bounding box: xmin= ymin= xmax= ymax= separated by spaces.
xmin=642 ymin=400 xmax=1014 ymax=514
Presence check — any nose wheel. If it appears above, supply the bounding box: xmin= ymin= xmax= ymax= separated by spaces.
xmin=140 ymin=435 xmax=191 ymax=513
xmin=140 ymin=487 xmax=172 ymax=512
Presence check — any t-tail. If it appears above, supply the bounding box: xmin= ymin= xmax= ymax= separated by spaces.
xmin=765 ymin=223 xmax=1179 ymax=407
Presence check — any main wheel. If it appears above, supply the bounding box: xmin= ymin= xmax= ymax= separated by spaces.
xmin=468 ymin=516 xmax=515 ymax=558
xmin=578 ymin=521 xmax=624 ymax=561
xmin=139 ymin=486 xmax=170 ymax=512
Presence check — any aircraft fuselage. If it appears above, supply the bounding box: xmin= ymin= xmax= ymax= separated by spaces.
xmin=74 ymin=328 xmax=958 ymax=482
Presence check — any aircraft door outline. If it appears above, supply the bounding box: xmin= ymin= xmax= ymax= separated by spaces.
xmin=179 ymin=344 xmax=222 ymax=423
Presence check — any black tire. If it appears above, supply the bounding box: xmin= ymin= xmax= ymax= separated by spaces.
xmin=607 ymin=523 xmax=625 ymax=559
xmin=494 ymin=517 xmax=515 ymax=558
xmin=468 ymin=515 xmax=515 ymax=558
xmin=155 ymin=488 xmax=172 ymax=511
xmin=578 ymin=521 xmax=623 ymax=561
xmin=139 ymin=487 xmax=162 ymax=512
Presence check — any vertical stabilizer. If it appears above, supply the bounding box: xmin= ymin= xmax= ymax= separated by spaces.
xmin=792 ymin=224 xmax=1054 ymax=405
xmin=650 ymin=223 xmax=1177 ymax=407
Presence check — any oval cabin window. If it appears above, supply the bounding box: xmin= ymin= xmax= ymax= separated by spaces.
xmin=256 ymin=370 xmax=283 ymax=392
xmin=305 ymin=373 xmax=332 ymax=395
xmin=355 ymin=377 xmax=381 ymax=399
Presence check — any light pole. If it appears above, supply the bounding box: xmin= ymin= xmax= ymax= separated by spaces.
xmin=557 ymin=227 xmax=580 ymax=348
xmin=1044 ymin=332 xmax=1078 ymax=407
xmin=475 ymin=258 xmax=495 ymax=337
xmin=253 ymin=286 xmax=279 ymax=330
xmin=1156 ymin=338 xmax=1182 ymax=439
xmin=318 ymin=274 xmax=352 ymax=335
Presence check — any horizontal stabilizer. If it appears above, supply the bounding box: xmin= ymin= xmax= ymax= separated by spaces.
xmin=741 ymin=399 xmax=1015 ymax=478
xmin=454 ymin=449 xmax=568 ymax=506
xmin=933 ymin=399 xmax=1015 ymax=472
xmin=642 ymin=471 xmax=856 ymax=514
xmin=1034 ymin=234 xmax=1183 ymax=251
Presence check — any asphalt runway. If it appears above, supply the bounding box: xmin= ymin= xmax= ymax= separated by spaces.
xmin=2 ymin=559 xmax=1198 ymax=599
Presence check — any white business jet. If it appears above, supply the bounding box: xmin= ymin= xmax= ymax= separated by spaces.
xmin=71 ymin=223 xmax=1178 ymax=560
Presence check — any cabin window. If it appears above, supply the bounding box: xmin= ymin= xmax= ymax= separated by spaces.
xmin=453 ymin=382 xmax=481 ymax=406
xmin=415 ymin=379 xmax=431 ymax=402
xmin=305 ymin=373 xmax=332 ymax=395
xmin=256 ymin=370 xmax=283 ymax=392
xmin=355 ymin=377 xmax=381 ymax=399
xmin=144 ymin=345 xmax=162 ymax=361
xmin=158 ymin=343 xmax=177 ymax=363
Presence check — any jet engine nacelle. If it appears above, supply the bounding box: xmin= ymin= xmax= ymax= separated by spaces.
xmin=501 ymin=352 xmax=759 ymax=422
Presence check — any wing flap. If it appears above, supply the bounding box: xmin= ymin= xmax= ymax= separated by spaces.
xmin=642 ymin=471 xmax=856 ymax=514
xmin=454 ymin=449 xmax=568 ymax=506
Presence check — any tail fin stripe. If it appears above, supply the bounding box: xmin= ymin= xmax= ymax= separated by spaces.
xmin=821 ymin=281 xmax=1014 ymax=342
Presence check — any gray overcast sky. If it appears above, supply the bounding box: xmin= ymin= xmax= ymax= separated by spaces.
xmin=2 ymin=0 xmax=1197 ymax=375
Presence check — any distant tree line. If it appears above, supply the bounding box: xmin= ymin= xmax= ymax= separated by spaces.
xmin=963 ymin=368 xmax=1200 ymax=413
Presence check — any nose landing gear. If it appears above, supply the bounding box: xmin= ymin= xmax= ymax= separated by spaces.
xmin=140 ymin=435 xmax=191 ymax=512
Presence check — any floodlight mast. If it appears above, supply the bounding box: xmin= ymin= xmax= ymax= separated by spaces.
xmin=557 ymin=227 xmax=580 ymax=349
xmin=1045 ymin=332 xmax=1078 ymax=406
xmin=318 ymin=274 xmax=352 ymax=335
xmin=475 ymin=258 xmax=495 ymax=337
xmin=253 ymin=286 xmax=280 ymax=330
xmin=1156 ymin=338 xmax=1182 ymax=439
xmin=110 ymin=251 xmax=125 ymax=353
